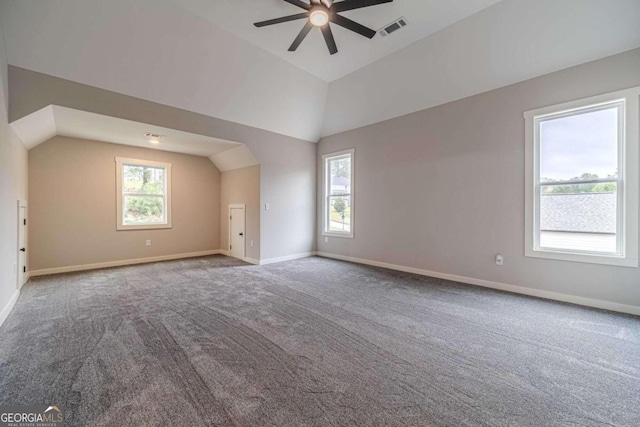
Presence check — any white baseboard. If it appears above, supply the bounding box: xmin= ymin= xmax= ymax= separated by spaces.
xmin=27 ymin=248 xmax=636 ymax=316
xmin=30 ymin=250 xmax=225 ymax=277
xmin=259 ymin=252 xmax=315 ymax=265
xmin=218 ymin=250 xmax=258 ymax=265
xmin=219 ymin=249 xmax=259 ymax=264
xmin=21 ymin=272 xmax=30 ymax=288
xmin=0 ymin=289 xmax=20 ymax=328
xmin=315 ymin=252 xmax=640 ymax=317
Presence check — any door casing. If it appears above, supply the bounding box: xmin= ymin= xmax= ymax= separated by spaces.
xmin=17 ymin=200 xmax=27 ymax=289
xmin=228 ymin=204 xmax=246 ymax=260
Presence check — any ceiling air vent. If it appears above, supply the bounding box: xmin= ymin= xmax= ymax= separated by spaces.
xmin=144 ymin=132 xmax=166 ymax=139
xmin=379 ymin=17 xmax=408 ymax=37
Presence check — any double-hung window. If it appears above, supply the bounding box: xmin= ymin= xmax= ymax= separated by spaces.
xmin=323 ymin=149 xmax=354 ymax=238
xmin=524 ymin=87 xmax=639 ymax=266
xmin=116 ymin=157 xmax=172 ymax=230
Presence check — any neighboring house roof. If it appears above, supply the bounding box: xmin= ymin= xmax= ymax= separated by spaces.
xmin=540 ymin=193 xmax=616 ymax=234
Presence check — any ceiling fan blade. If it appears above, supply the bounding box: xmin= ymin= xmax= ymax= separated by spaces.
xmin=283 ymin=0 xmax=311 ymax=10
xmin=254 ymin=13 xmax=309 ymax=27
xmin=288 ymin=21 xmax=314 ymax=51
xmin=331 ymin=0 xmax=393 ymax=13
xmin=313 ymin=0 xmax=334 ymax=8
xmin=321 ymin=25 xmax=338 ymax=55
xmin=330 ymin=14 xmax=376 ymax=38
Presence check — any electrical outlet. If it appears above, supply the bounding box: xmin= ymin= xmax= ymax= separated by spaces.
xmin=146 ymin=240 xmax=152 ymax=247
xmin=496 ymin=254 xmax=504 ymax=266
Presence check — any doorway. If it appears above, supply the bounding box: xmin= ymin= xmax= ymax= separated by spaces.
xmin=17 ymin=201 xmax=27 ymax=289
xmin=229 ymin=204 xmax=246 ymax=260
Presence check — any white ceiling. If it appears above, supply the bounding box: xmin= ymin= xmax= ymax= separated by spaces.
xmin=10 ymin=106 xmax=259 ymax=171
xmin=2 ymin=0 xmax=640 ymax=141
xmin=323 ymin=0 xmax=640 ymax=136
xmin=0 ymin=0 xmax=328 ymax=142
xmin=169 ymin=0 xmax=502 ymax=82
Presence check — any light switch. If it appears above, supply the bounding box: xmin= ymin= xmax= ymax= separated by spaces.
xmin=146 ymin=240 xmax=152 ymax=247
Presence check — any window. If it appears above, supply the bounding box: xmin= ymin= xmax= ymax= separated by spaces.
xmin=524 ymin=87 xmax=639 ymax=267
xmin=115 ymin=157 xmax=172 ymax=230
xmin=323 ymin=149 xmax=354 ymax=238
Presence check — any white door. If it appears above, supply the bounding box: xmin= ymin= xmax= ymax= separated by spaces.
xmin=229 ymin=206 xmax=245 ymax=259
xmin=18 ymin=203 xmax=27 ymax=289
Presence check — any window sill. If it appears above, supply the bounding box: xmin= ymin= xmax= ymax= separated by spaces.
xmin=525 ymin=247 xmax=638 ymax=268
xmin=117 ymin=224 xmax=172 ymax=231
xmin=322 ymin=231 xmax=354 ymax=239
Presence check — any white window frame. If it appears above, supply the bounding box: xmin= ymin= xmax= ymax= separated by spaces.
xmin=524 ymin=87 xmax=639 ymax=267
xmin=115 ymin=157 xmax=172 ymax=231
xmin=323 ymin=149 xmax=355 ymax=238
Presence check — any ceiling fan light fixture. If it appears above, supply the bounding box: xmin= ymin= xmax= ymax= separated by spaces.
xmin=309 ymin=9 xmax=329 ymax=27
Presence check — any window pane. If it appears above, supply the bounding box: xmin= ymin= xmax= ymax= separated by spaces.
xmin=540 ymin=106 xmax=619 ymax=182
xmin=328 ymin=195 xmax=351 ymax=233
xmin=123 ymin=195 xmax=165 ymax=225
xmin=329 ymin=156 xmax=351 ymax=196
xmin=123 ymin=165 xmax=165 ymax=195
xmin=539 ymin=183 xmax=617 ymax=253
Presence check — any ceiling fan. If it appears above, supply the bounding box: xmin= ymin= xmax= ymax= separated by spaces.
xmin=254 ymin=0 xmax=393 ymax=55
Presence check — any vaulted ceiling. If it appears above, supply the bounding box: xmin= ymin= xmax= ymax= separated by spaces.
xmin=2 ymin=0 xmax=640 ymax=142
xmin=169 ymin=0 xmax=503 ymax=82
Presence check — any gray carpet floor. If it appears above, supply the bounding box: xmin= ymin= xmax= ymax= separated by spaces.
xmin=1 ymin=255 xmax=639 ymax=426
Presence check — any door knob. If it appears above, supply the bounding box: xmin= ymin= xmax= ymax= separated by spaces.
xmin=20 ymin=248 xmax=26 ymax=252
xmin=239 ymin=233 xmax=244 ymax=236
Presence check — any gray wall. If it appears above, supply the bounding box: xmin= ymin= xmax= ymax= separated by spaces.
xmin=9 ymin=66 xmax=316 ymax=262
xmin=221 ymin=165 xmax=261 ymax=261
xmin=318 ymin=48 xmax=640 ymax=309
xmin=0 ymin=23 xmax=28 ymax=323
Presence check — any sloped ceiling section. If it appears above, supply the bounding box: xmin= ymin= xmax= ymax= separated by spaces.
xmin=210 ymin=145 xmax=259 ymax=172
xmin=322 ymin=0 xmax=640 ymax=136
xmin=9 ymin=105 xmax=57 ymax=149
xmin=10 ymin=105 xmax=256 ymax=171
xmin=0 ymin=0 xmax=327 ymax=142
